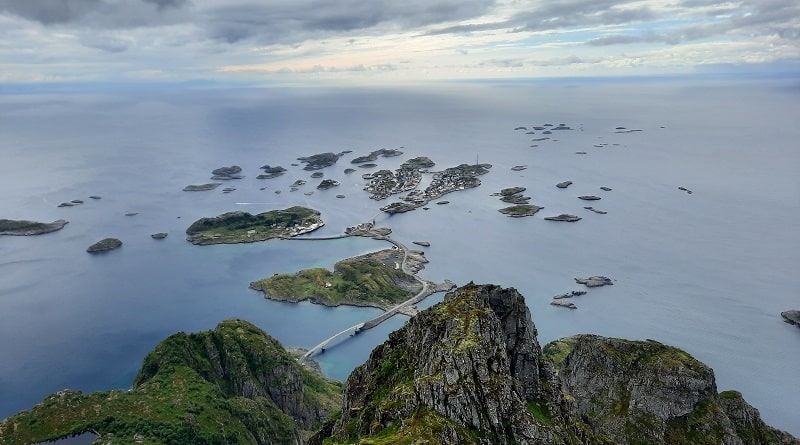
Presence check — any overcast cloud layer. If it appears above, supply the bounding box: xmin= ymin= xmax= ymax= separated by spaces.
xmin=0 ymin=0 xmax=797 ymax=83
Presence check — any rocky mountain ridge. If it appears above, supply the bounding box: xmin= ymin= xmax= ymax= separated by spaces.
xmin=1 ymin=285 xmax=796 ymax=445
xmin=312 ymin=283 xmax=798 ymax=445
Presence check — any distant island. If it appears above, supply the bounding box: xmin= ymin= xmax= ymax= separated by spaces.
xmin=0 ymin=219 xmax=68 ymax=236
xmin=351 ymin=148 xmax=403 ymax=164
xmin=250 ymin=249 xmax=421 ymax=310
xmin=182 ymin=183 xmax=221 ymax=191
xmin=185 ymin=206 xmax=324 ymax=245
xmin=297 ymin=152 xmax=340 ymax=170
xmin=381 ymin=163 xmax=492 ymax=214
xmin=86 ymin=238 xmax=122 ymax=253
xmin=499 ymin=204 xmax=543 ymax=217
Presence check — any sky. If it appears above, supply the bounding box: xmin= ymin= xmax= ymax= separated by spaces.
xmin=0 ymin=0 xmax=798 ymax=84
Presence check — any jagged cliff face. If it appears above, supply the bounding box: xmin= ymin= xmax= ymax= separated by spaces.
xmin=313 ymin=283 xmax=798 ymax=445
xmin=312 ymin=283 xmax=596 ymax=445
xmin=547 ymin=335 xmax=741 ymax=444
xmin=135 ymin=319 xmax=335 ymax=433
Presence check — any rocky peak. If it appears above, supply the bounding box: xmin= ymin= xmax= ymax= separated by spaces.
xmin=135 ymin=319 xmax=335 ymax=431
xmin=314 ymin=283 xmax=798 ymax=445
xmin=313 ymin=283 xmax=577 ymax=444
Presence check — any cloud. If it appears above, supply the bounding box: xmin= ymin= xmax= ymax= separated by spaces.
xmin=585 ymin=0 xmax=800 ymax=46
xmin=202 ymin=0 xmax=496 ymax=44
xmin=0 ymin=0 xmax=100 ymax=25
xmin=0 ymin=0 xmax=191 ymax=28
xmin=143 ymin=0 xmax=190 ymax=10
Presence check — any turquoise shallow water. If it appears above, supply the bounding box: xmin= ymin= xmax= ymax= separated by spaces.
xmin=1 ymin=77 xmax=798 ymax=434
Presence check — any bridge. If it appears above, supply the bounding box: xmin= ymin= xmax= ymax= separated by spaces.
xmin=299 ymin=224 xmax=453 ymax=362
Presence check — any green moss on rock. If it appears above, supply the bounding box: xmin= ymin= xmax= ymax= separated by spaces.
xmin=0 ymin=320 xmax=341 ymax=445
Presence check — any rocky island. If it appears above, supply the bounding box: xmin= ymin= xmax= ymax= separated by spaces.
xmin=86 ymin=238 xmax=122 ymax=253
xmin=1 ymin=284 xmax=796 ymax=445
xmin=258 ymin=165 xmax=287 ymax=179
xmin=364 ymin=167 xmax=421 ymax=200
xmin=182 ymin=183 xmax=222 ymax=192
xmin=250 ymin=249 xmax=421 ymax=310
xmin=210 ymin=165 xmax=243 ymax=180
xmin=781 ymin=310 xmax=800 ymax=327
xmin=499 ymin=204 xmax=543 ymax=217
xmin=0 ymin=219 xmax=68 ymax=236
xmin=575 ymin=275 xmax=614 ymax=287
xmin=496 ymin=186 xmax=531 ymax=204
xmin=297 ymin=152 xmax=340 ymax=170
xmin=350 ymin=148 xmax=403 ymax=164
xmin=544 ymin=213 xmax=582 ymax=222
xmin=316 ymin=179 xmax=340 ymax=190
xmin=381 ymin=163 xmax=492 ymax=214
xmin=400 ymin=156 xmax=435 ymax=170
xmin=185 ymin=206 xmax=324 ymax=245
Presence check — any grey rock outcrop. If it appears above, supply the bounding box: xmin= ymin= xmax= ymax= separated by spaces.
xmin=575 ymin=276 xmax=613 ymax=287
xmin=781 ymin=310 xmax=800 ymax=327
xmin=86 ymin=238 xmax=122 ymax=253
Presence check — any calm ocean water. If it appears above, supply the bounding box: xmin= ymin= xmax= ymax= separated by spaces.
xmin=1 ymin=77 xmax=798 ymax=434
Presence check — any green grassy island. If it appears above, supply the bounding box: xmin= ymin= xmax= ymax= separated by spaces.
xmin=250 ymin=249 xmax=421 ymax=309
xmin=185 ymin=206 xmax=324 ymax=245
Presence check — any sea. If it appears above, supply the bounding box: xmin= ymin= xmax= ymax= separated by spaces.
xmin=0 ymin=75 xmax=798 ymax=436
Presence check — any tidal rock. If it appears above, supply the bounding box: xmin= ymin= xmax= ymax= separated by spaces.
xmin=556 ymin=181 xmax=572 ymax=189
xmin=600 ymin=186 xmax=612 ymax=191
xmin=257 ymin=172 xmax=284 ymax=179
xmin=678 ymin=186 xmax=694 ymax=194
xmin=511 ymin=165 xmax=527 ymax=171
xmin=781 ymin=310 xmax=800 ymax=327
xmin=552 ymin=290 xmax=587 ymax=299
xmin=316 ymin=179 xmax=340 ymax=190
xmin=436 ymin=201 xmax=449 ymax=205
xmin=87 ymin=238 xmax=122 ymax=253
xmin=544 ymin=214 xmax=581 ymax=222
xmin=151 ymin=232 xmax=168 ymax=239
xmin=88 ymin=195 xmax=102 ymax=200
xmin=336 ymin=194 xmax=345 ymax=199
xmin=344 ymin=168 xmax=356 ymax=174
xmin=578 ymin=195 xmax=601 ymax=201
xmin=310 ymin=172 xmax=324 ymax=178
xmin=550 ymin=300 xmax=577 ymax=309
xmin=574 ymin=276 xmax=613 ymax=287
xmin=412 ymin=241 xmax=430 ymax=247
xmin=259 ymin=165 xmax=287 ymax=174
